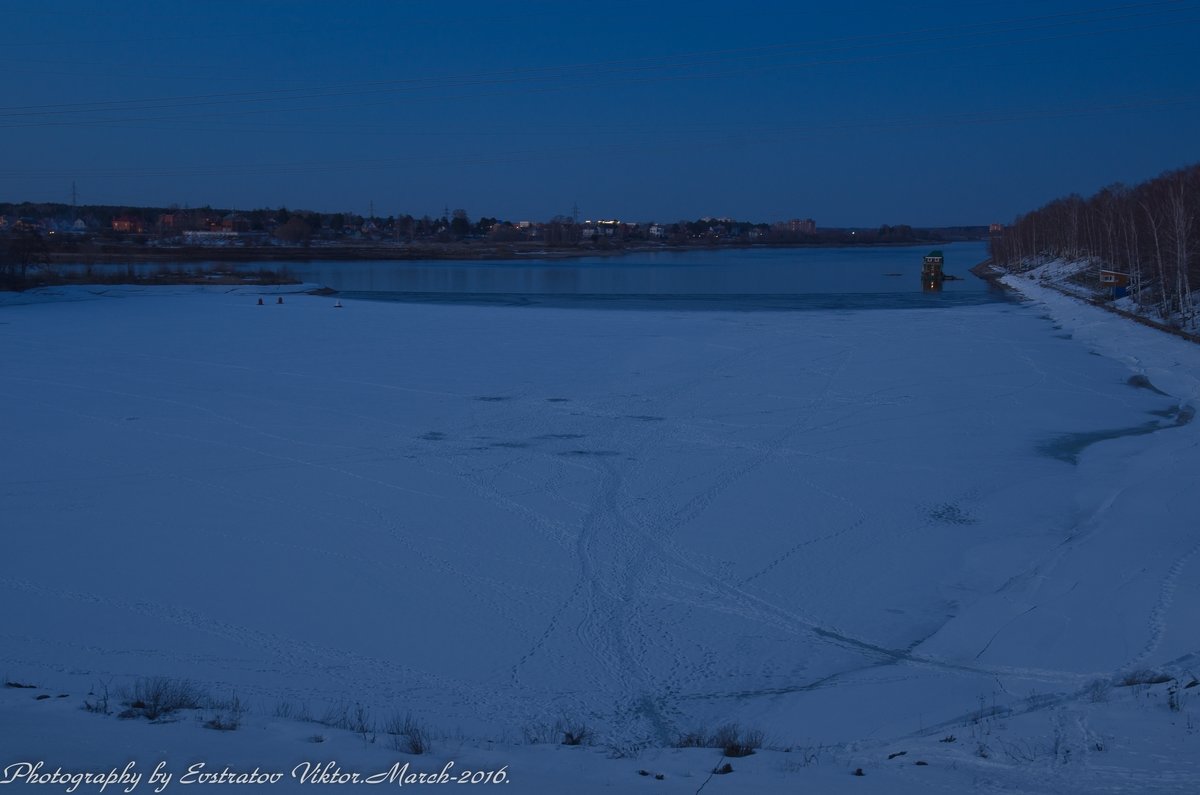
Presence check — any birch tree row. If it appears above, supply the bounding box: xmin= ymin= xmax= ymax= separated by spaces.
xmin=991 ymin=163 xmax=1198 ymax=328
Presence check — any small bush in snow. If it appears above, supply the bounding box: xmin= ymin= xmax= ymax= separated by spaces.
xmin=673 ymin=724 xmax=763 ymax=758
xmin=520 ymin=723 xmax=555 ymax=745
xmin=782 ymin=744 xmax=833 ymax=770
xmin=351 ymin=703 xmax=375 ymax=742
xmin=723 ymin=727 xmax=763 ymax=758
xmin=999 ymin=738 xmax=1038 ymax=763
xmin=205 ymin=692 xmax=245 ymax=731
xmin=557 ymin=718 xmax=591 ymax=746
xmin=318 ymin=700 xmax=374 ymax=739
xmin=524 ymin=718 xmax=598 ymax=748
xmin=83 ymin=683 xmax=112 ymax=715
xmin=674 ymin=729 xmax=708 ymax=748
xmin=385 ymin=712 xmax=431 ymax=755
xmin=120 ymin=677 xmax=206 ymax=721
xmin=273 ymin=701 xmax=313 ymax=722
xmin=317 ymin=702 xmax=349 ymax=729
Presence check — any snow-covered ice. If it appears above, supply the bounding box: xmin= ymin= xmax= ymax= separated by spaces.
xmin=2 ymin=279 xmax=1198 ymax=793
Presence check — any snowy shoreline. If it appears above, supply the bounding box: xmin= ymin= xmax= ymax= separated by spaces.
xmin=3 ymin=285 xmax=1199 ymax=793
xmin=998 ymin=269 xmax=1200 ymax=405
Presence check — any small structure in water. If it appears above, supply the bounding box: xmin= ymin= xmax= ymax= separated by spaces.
xmin=922 ymin=250 xmax=945 ymax=291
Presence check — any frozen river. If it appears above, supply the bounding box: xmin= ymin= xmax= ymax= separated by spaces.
xmin=3 ymin=247 xmax=1199 ymax=793
xmin=62 ymin=241 xmax=997 ymax=309
xmin=276 ymin=241 xmax=995 ymax=309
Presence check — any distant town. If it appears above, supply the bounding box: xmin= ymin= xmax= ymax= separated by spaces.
xmin=0 ymin=201 xmax=986 ymax=267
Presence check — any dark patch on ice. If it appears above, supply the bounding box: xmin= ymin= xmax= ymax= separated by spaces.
xmin=545 ymin=397 xmax=570 ymax=403
xmin=1055 ymin=333 xmax=1072 ymax=340
xmin=1038 ymin=421 xmax=1166 ymax=464
xmin=418 ymin=431 xmax=445 ymax=441
xmin=124 ymin=417 xmax=139 ymax=421
xmin=625 ymin=414 xmax=666 ymax=422
xmin=489 ymin=441 xmax=529 ymax=449
xmin=1127 ymin=374 xmax=1170 ymax=396
xmin=535 ymin=433 xmax=586 ymax=440
xmin=475 ymin=395 xmax=510 ymax=402
xmin=1155 ymin=404 xmax=1197 ymax=427
xmin=930 ymin=503 xmax=975 ymax=525
xmin=559 ymin=449 xmax=622 ymax=457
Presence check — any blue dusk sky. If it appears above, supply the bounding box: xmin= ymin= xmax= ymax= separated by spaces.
xmin=1 ymin=0 xmax=1198 ymax=226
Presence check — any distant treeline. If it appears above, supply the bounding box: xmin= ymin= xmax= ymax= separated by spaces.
xmin=991 ymin=163 xmax=1198 ymax=326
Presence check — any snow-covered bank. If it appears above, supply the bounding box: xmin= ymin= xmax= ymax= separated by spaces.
xmin=2 ymin=286 xmax=1199 ymax=793
xmin=999 ymin=269 xmax=1200 ymax=403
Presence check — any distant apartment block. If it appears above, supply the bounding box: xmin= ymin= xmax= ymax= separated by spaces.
xmin=111 ymin=216 xmax=144 ymax=233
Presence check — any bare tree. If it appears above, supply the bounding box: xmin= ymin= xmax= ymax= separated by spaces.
xmin=993 ymin=163 xmax=1198 ymax=324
